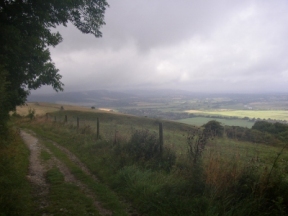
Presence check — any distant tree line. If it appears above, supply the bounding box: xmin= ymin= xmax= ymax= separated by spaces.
xmin=119 ymin=108 xmax=288 ymax=125
xmin=225 ymin=121 xmax=288 ymax=145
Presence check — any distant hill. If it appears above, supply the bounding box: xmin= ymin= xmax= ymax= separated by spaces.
xmin=28 ymin=90 xmax=136 ymax=107
xmin=27 ymin=89 xmax=198 ymax=107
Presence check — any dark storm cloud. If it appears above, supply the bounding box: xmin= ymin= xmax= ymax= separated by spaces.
xmin=37 ymin=0 xmax=288 ymax=94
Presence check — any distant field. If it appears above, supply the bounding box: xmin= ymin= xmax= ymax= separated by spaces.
xmin=185 ymin=109 xmax=288 ymax=121
xmin=177 ymin=117 xmax=254 ymax=128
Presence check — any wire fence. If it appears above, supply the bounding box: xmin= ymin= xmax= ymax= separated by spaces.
xmin=46 ymin=112 xmax=166 ymax=151
xmin=44 ymin=112 xmax=274 ymax=159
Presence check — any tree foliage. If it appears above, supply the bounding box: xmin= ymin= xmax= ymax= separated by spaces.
xmin=252 ymin=121 xmax=288 ymax=135
xmin=0 ymin=0 xmax=108 ymax=127
xmin=225 ymin=126 xmax=280 ymax=144
xmin=0 ymin=66 xmax=9 ymax=135
xmin=0 ymin=0 xmax=108 ymax=129
xmin=203 ymin=120 xmax=224 ymax=137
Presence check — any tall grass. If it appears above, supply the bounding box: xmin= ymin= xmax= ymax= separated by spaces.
xmin=16 ymin=114 xmax=288 ymax=215
xmin=0 ymin=128 xmax=32 ymax=215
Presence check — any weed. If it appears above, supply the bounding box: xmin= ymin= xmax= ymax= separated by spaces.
xmin=187 ymin=128 xmax=212 ymax=164
xmin=26 ymin=107 xmax=36 ymax=120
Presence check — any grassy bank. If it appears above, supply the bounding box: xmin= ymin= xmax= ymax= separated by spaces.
xmin=0 ymin=128 xmax=32 ymax=215
xmin=15 ymin=110 xmax=288 ymax=216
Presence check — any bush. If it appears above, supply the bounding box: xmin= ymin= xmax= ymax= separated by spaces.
xmin=126 ymin=129 xmax=159 ymax=161
xmin=225 ymin=126 xmax=281 ymax=145
xmin=203 ymin=120 xmax=224 ymax=137
xmin=253 ymin=121 xmax=288 ymax=136
xmin=26 ymin=107 xmax=35 ymax=120
xmin=117 ymin=129 xmax=176 ymax=172
xmin=11 ymin=111 xmax=21 ymax=118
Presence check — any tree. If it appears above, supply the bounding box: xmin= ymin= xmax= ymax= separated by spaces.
xmin=0 ymin=0 xmax=108 ymax=126
xmin=203 ymin=120 xmax=224 ymax=137
xmin=252 ymin=121 xmax=288 ymax=135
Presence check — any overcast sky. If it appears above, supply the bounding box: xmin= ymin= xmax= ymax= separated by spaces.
xmin=35 ymin=0 xmax=288 ymax=94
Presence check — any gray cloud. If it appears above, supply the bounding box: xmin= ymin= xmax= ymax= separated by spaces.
xmin=35 ymin=0 xmax=288 ymax=94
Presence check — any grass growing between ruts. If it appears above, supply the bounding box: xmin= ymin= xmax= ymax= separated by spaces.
xmin=16 ymin=113 xmax=288 ymax=216
xmin=45 ymin=167 xmax=101 ymax=216
xmin=41 ymin=138 xmax=128 ymax=216
xmin=40 ymin=149 xmax=51 ymax=161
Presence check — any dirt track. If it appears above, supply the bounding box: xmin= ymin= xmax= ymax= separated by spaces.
xmin=20 ymin=130 xmax=112 ymax=216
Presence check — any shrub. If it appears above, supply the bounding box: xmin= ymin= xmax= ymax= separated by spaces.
xmin=203 ymin=120 xmax=224 ymax=137
xmin=225 ymin=126 xmax=281 ymax=145
xmin=26 ymin=107 xmax=35 ymax=120
xmin=11 ymin=111 xmax=21 ymax=118
xmin=187 ymin=129 xmax=210 ymax=164
xmin=253 ymin=121 xmax=288 ymax=138
xmin=117 ymin=129 xmax=176 ymax=172
xmin=127 ymin=129 xmax=159 ymax=161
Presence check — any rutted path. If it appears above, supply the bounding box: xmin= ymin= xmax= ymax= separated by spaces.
xmin=49 ymin=140 xmax=99 ymax=182
xmin=21 ymin=130 xmax=49 ymax=212
xmin=21 ymin=130 xmax=113 ymax=216
xmin=47 ymin=140 xmax=140 ymax=216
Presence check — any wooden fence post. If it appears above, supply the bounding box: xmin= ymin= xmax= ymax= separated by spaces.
xmin=96 ymin=118 xmax=99 ymax=140
xmin=65 ymin=115 xmax=67 ymax=123
xmin=77 ymin=117 xmax=79 ymax=129
xmin=159 ymin=122 xmax=163 ymax=154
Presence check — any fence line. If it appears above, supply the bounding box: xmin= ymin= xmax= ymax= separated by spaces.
xmin=46 ymin=113 xmax=165 ymax=153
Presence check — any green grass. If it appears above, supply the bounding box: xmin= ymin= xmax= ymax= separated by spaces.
xmin=50 ymin=110 xmax=195 ymax=154
xmin=0 ymin=128 xmax=32 ymax=216
xmin=24 ymin=110 xmax=288 ymax=167
xmin=15 ymin=111 xmax=288 ymax=215
xmin=178 ymin=117 xmax=254 ymax=128
xmin=45 ymin=167 xmax=100 ymax=216
xmin=40 ymin=149 xmax=51 ymax=161
xmin=204 ymin=138 xmax=288 ymax=169
xmin=40 ymin=138 xmax=128 ymax=216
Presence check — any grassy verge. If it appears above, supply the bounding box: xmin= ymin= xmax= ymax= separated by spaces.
xmin=0 ymin=128 xmax=32 ymax=215
xmin=16 ymin=114 xmax=288 ymax=215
